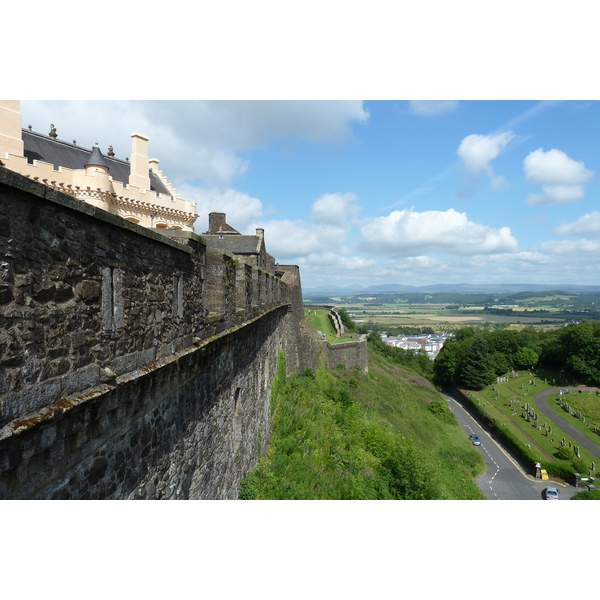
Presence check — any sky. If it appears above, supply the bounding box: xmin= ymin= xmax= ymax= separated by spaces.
xmin=19 ymin=99 xmax=600 ymax=291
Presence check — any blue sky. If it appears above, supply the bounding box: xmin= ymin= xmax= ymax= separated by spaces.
xmin=11 ymin=2 xmax=599 ymax=292
xmin=19 ymin=99 xmax=600 ymax=291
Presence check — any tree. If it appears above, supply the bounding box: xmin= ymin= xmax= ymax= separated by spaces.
xmin=337 ymin=308 xmax=356 ymax=332
xmin=434 ymin=340 xmax=462 ymax=388
xmin=491 ymin=351 xmax=511 ymax=376
xmin=513 ymin=347 xmax=539 ymax=370
xmin=459 ymin=337 xmax=496 ymax=390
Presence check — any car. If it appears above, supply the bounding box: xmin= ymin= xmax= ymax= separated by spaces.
xmin=543 ymin=486 xmax=560 ymax=500
xmin=470 ymin=434 xmax=481 ymax=446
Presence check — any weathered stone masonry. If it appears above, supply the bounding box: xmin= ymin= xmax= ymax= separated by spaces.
xmin=0 ymin=167 xmax=325 ymax=499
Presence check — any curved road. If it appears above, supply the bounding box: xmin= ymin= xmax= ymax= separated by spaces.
xmin=535 ymin=387 xmax=600 ymax=460
xmin=442 ymin=392 xmax=580 ymax=500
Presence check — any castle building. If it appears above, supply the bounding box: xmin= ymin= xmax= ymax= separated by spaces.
xmin=202 ymin=211 xmax=276 ymax=272
xmin=0 ymin=100 xmax=197 ymax=231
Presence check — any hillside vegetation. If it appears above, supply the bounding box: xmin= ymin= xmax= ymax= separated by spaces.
xmin=239 ymin=344 xmax=485 ymax=500
xmin=434 ymin=322 xmax=600 ymax=390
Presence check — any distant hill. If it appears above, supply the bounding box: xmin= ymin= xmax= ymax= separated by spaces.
xmin=303 ymin=282 xmax=600 ymax=297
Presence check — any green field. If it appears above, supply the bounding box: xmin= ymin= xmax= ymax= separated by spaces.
xmin=303 ymin=290 xmax=600 ymax=333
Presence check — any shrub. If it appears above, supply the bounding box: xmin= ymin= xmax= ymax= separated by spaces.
xmin=571 ymin=489 xmax=600 ymax=500
xmin=572 ymin=458 xmax=588 ymax=474
xmin=238 ymin=473 xmax=259 ymax=499
xmin=556 ymin=445 xmax=576 ymax=461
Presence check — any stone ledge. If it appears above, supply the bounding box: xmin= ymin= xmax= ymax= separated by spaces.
xmin=0 ymin=303 xmax=291 ymax=442
xmin=0 ymin=166 xmax=194 ymax=255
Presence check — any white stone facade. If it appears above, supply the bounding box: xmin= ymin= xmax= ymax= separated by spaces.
xmin=0 ymin=101 xmax=197 ymax=231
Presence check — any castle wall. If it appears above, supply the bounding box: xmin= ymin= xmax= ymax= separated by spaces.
xmin=321 ymin=337 xmax=369 ymax=374
xmin=0 ymin=306 xmax=287 ymax=500
xmin=0 ymin=166 xmax=369 ymax=499
xmin=0 ymin=167 xmax=321 ymax=499
xmin=0 ymin=167 xmax=205 ymax=428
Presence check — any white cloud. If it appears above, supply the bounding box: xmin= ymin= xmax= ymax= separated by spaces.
xmin=179 ymin=186 xmax=263 ymax=234
xmin=408 ymin=101 xmax=459 ymax=116
xmin=260 ymin=219 xmax=351 ymax=259
xmin=526 ymin=185 xmax=585 ymax=206
xmin=523 ymin=148 xmax=593 ymax=206
xmin=457 ymin=132 xmax=514 ymax=175
xmin=536 ymin=238 xmax=600 ymax=256
xmin=523 ymin=148 xmax=593 ymax=185
xmin=310 ymin=193 xmax=360 ymax=226
xmin=456 ymin=132 xmax=514 ymax=196
xmin=20 ymin=100 xmax=369 ymax=187
xmin=358 ymin=208 xmax=518 ymax=257
xmin=554 ymin=212 xmax=600 ymax=237
xmin=259 ymin=192 xmax=361 ymax=260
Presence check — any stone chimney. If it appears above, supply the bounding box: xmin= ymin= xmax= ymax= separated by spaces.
xmin=256 ymin=228 xmax=264 ymax=239
xmin=208 ymin=212 xmax=227 ymax=234
xmin=128 ymin=132 xmax=150 ymax=190
xmin=0 ymin=100 xmax=24 ymax=158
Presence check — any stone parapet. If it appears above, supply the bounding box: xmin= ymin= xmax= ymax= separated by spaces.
xmin=0 ymin=167 xmax=295 ymax=430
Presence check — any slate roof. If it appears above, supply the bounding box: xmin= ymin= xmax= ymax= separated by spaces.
xmin=202 ymin=234 xmax=263 ymax=254
xmin=21 ymin=129 xmax=172 ymax=198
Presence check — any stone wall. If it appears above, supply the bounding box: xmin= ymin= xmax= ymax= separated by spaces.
xmin=0 ymin=168 xmax=205 ymax=427
xmin=0 ymin=307 xmax=287 ymax=499
xmin=0 ymin=167 xmax=318 ymax=499
xmin=0 ymin=168 xmax=293 ymax=428
xmin=322 ymin=336 xmax=369 ymax=374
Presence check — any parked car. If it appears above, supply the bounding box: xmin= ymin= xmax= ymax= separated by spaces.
xmin=543 ymin=486 xmax=560 ymax=500
xmin=470 ymin=434 xmax=481 ymax=446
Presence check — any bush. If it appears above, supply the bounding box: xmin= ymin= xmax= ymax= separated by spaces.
xmin=238 ymin=473 xmax=259 ymax=499
xmin=572 ymin=458 xmax=588 ymax=474
xmin=556 ymin=445 xmax=576 ymax=461
xmin=571 ymin=489 xmax=600 ymax=500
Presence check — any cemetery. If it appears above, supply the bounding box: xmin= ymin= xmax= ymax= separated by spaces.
xmin=461 ymin=369 xmax=600 ymax=483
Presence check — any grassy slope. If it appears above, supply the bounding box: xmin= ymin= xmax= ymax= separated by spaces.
xmin=240 ymin=347 xmax=486 ymax=500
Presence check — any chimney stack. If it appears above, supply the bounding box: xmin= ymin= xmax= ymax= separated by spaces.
xmin=128 ymin=132 xmax=150 ymax=190
xmin=0 ymin=100 xmax=24 ymax=158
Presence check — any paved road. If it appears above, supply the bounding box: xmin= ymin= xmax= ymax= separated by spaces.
xmin=535 ymin=387 xmax=600 ymax=460
xmin=441 ymin=392 xmax=579 ymax=500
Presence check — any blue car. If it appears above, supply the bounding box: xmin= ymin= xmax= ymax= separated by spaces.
xmin=470 ymin=434 xmax=481 ymax=446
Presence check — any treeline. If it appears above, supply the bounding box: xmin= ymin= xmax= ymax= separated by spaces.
xmin=434 ymin=321 xmax=600 ymax=390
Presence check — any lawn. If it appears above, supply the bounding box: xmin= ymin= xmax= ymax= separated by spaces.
xmin=304 ymin=308 xmax=358 ymax=343
xmin=467 ymin=370 xmax=600 ymax=476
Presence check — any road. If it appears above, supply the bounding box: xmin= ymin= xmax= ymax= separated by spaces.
xmin=441 ymin=392 xmax=579 ymax=500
